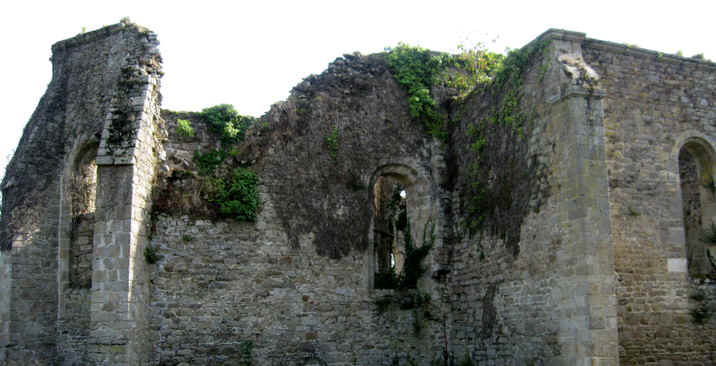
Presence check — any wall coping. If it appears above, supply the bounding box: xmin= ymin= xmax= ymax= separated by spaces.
xmin=51 ymin=21 xmax=154 ymax=55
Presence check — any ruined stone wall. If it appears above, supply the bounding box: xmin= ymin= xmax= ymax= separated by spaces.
xmin=87 ymin=23 xmax=163 ymax=365
xmin=2 ymin=23 xmax=714 ymax=366
xmin=0 ymin=22 xmax=161 ymax=365
xmin=148 ymin=54 xmax=450 ymax=365
xmin=447 ymin=30 xmax=619 ymax=365
xmin=583 ymin=40 xmax=716 ymax=365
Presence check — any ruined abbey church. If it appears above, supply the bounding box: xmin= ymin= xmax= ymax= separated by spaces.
xmin=0 ymin=21 xmax=714 ymax=365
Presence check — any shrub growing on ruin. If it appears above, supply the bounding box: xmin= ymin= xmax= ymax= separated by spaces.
xmin=144 ymin=245 xmax=159 ymax=264
xmin=385 ymin=43 xmax=502 ymax=141
xmin=211 ymin=167 xmax=260 ymax=222
xmin=200 ymin=104 xmax=255 ymax=144
xmin=191 ymin=146 xmax=260 ymax=222
xmin=176 ymin=118 xmax=195 ymax=139
xmin=194 ymin=148 xmax=228 ymax=176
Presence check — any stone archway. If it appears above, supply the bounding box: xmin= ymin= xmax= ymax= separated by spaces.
xmin=367 ymin=164 xmax=436 ymax=289
xmin=56 ymin=138 xmax=98 ymax=364
xmin=678 ymin=137 xmax=716 ymax=276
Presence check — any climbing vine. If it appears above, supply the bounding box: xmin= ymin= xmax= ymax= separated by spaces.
xmin=385 ymin=43 xmax=502 ymax=141
xmin=462 ymin=40 xmax=551 ymax=254
xmin=386 ymin=40 xmax=551 ymax=255
xmin=374 ymin=218 xmax=434 ymax=292
xmin=386 ymin=43 xmax=446 ymax=140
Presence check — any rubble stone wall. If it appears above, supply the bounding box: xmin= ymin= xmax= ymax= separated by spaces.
xmin=0 ymin=22 xmax=161 ymax=366
xmin=148 ymin=54 xmax=450 ymax=364
xmin=583 ymin=40 xmax=716 ymax=365
xmin=0 ymin=23 xmax=714 ymax=366
xmin=447 ymin=30 xmax=619 ymax=365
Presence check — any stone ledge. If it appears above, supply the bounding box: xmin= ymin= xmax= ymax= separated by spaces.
xmin=583 ymin=38 xmax=716 ymax=69
xmin=535 ymin=28 xmax=586 ymax=43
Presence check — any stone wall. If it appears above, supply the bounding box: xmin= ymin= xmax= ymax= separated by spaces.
xmin=446 ymin=30 xmax=618 ymax=365
xmin=583 ymin=39 xmax=716 ymax=365
xmin=0 ymin=21 xmax=163 ymax=365
xmin=87 ymin=21 xmax=163 ymax=365
xmin=1 ymin=23 xmax=714 ymax=365
xmin=148 ymin=54 xmax=451 ymax=364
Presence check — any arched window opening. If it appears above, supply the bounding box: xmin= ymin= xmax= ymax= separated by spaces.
xmin=69 ymin=145 xmax=98 ymax=288
xmin=373 ymin=176 xmax=408 ymax=288
xmin=678 ymin=141 xmax=716 ymax=276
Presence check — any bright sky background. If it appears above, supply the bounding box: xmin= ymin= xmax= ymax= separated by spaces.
xmin=1 ymin=0 xmax=714 ymax=179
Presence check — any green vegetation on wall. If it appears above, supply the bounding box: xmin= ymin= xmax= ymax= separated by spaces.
xmin=385 ymin=43 xmax=503 ymax=141
xmin=193 ymin=149 xmax=260 ymax=222
xmin=325 ymin=125 xmax=339 ymax=159
xmin=176 ymin=118 xmax=195 ymax=139
xmin=461 ymin=40 xmax=551 ymax=254
xmin=144 ymin=244 xmax=159 ymax=264
xmin=386 ymin=44 xmax=447 ymax=140
xmin=194 ymin=148 xmax=228 ymax=176
xmin=387 ymin=39 xmax=550 ymax=255
xmin=152 ymin=104 xmax=261 ymax=222
xmin=239 ymin=340 xmax=254 ymax=366
xmin=211 ymin=167 xmax=260 ymax=221
xmin=440 ymin=44 xmax=504 ymax=99
xmin=200 ymin=104 xmax=255 ymax=144
xmin=374 ymin=219 xmax=434 ymax=290
xmin=195 ymin=104 xmax=260 ymax=221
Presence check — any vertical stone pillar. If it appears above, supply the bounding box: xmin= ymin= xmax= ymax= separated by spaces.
xmin=88 ymin=164 xmax=134 ymax=365
xmin=87 ymin=32 xmax=162 ymax=365
xmin=543 ymin=30 xmax=619 ymax=365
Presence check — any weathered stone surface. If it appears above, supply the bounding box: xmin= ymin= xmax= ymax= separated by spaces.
xmin=583 ymin=38 xmax=716 ymax=366
xmin=0 ymin=24 xmax=714 ymax=366
xmin=1 ymin=20 xmax=162 ymax=366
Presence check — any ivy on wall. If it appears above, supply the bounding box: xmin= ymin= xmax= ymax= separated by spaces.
xmin=462 ymin=40 xmax=551 ymax=256
xmin=385 ymin=43 xmax=502 ymax=141
xmin=386 ymin=39 xmax=551 ymax=256
xmin=374 ymin=218 xmax=434 ymax=290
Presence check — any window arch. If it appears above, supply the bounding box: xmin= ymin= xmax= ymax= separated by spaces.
xmin=67 ymin=141 xmax=98 ymax=288
xmin=373 ymin=175 xmax=407 ymax=278
xmin=677 ymin=137 xmax=716 ymax=276
xmin=368 ymin=164 xmax=434 ymax=289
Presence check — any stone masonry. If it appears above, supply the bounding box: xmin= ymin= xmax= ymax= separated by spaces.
xmin=0 ymin=22 xmax=714 ymax=365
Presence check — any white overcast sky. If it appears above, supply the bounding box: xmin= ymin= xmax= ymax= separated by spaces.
xmin=1 ymin=0 xmax=714 ymax=178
